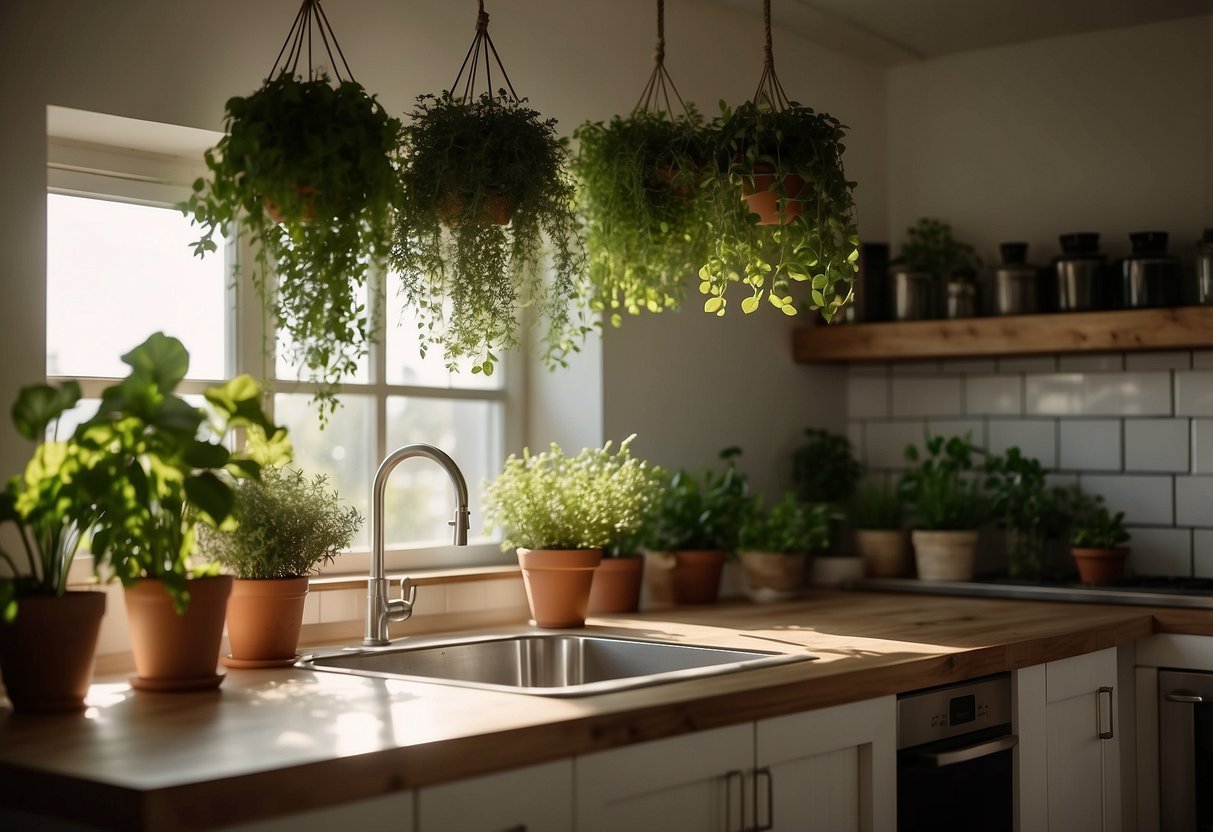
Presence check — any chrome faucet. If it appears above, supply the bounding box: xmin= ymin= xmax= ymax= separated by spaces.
xmin=363 ymin=444 xmax=470 ymax=646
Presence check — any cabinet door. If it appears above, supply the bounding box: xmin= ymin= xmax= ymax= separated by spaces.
xmin=575 ymin=723 xmax=753 ymax=832
xmin=1044 ymin=648 xmax=1121 ymax=832
xmin=417 ymin=759 xmax=572 ymax=832
xmin=221 ymin=791 xmax=414 ymax=831
xmin=756 ymin=696 xmax=897 ymax=832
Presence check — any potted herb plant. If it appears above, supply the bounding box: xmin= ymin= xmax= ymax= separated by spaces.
xmin=698 ymin=100 xmax=860 ymax=323
xmin=899 ymin=435 xmax=989 ymax=581
xmin=72 ymin=333 xmax=290 ymax=691
xmin=573 ymin=107 xmax=713 ymax=327
xmin=183 ymin=71 xmax=401 ymax=414
xmin=984 ymin=447 xmax=1065 ymax=579
xmin=482 ymin=436 xmax=657 ymax=628
xmin=643 ymin=448 xmax=751 ymax=605
xmin=847 ymin=480 xmax=910 ymax=578
xmin=0 ymin=380 xmax=105 ymax=713
xmin=198 ymin=466 xmax=362 ymax=667
xmin=393 ymin=91 xmax=589 ymax=378
xmin=586 ymin=452 xmax=665 ymax=616
xmin=791 ymin=428 xmax=864 ymax=506
xmin=1058 ymin=487 xmax=1131 ymax=584
xmin=737 ymin=493 xmax=830 ymax=603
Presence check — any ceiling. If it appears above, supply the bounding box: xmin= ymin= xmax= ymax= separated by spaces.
xmin=710 ymin=0 xmax=1213 ymax=65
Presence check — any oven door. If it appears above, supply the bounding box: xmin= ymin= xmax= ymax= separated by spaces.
xmin=1159 ymin=669 xmax=1213 ymax=832
xmin=897 ymin=723 xmax=1018 ymax=832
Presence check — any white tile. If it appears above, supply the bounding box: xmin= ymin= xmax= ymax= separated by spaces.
xmin=318 ymin=589 xmax=362 ymax=623
xmin=847 ymin=376 xmax=888 ymax=419
xmin=846 ymin=422 xmax=865 ymax=462
xmin=1026 ymin=372 xmax=1172 ymax=417
xmin=1176 ymin=371 xmax=1213 ymax=417
xmin=998 ymin=356 xmax=1057 ymax=373
xmin=1124 ymin=419 xmax=1191 ymax=473
xmin=941 ymin=358 xmax=997 ymax=374
xmin=1196 ymin=530 xmax=1213 ymax=577
xmin=1058 ymin=354 xmax=1123 ymax=372
xmin=410 ymin=584 xmax=447 ymax=617
xmin=1059 ymin=420 xmax=1121 ymax=471
xmin=1079 ymin=474 xmax=1173 ymax=526
xmin=965 ymin=375 xmax=1021 ymax=416
xmin=864 ymin=421 xmax=926 ymax=469
xmin=927 ymin=419 xmax=985 ymax=450
xmin=1195 ymin=420 xmax=1213 ymax=474
xmin=987 ymin=419 xmax=1056 ymax=468
xmin=1194 ymin=351 xmax=1213 ymax=370
xmin=891 ymin=360 xmax=940 ymax=377
xmin=1046 ymin=473 xmax=1079 ymax=491
xmin=1176 ymin=477 xmax=1213 ymax=528
xmin=892 ymin=377 xmax=962 ymax=418
xmin=1126 ymin=351 xmax=1191 ymax=371
xmin=1126 ymin=527 xmax=1192 ymax=577
xmin=447 ymin=578 xmax=529 ymax=614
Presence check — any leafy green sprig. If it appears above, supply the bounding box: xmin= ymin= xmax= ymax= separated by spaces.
xmin=644 ymin=447 xmax=751 ymax=553
xmin=898 ymin=435 xmax=989 ymax=531
xmin=738 ymin=493 xmax=832 ymax=555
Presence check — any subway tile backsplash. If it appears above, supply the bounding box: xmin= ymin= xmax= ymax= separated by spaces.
xmin=847 ymin=350 xmax=1211 ymax=577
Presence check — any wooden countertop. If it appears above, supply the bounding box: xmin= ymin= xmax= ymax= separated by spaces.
xmin=1 ymin=591 xmax=1207 ymax=830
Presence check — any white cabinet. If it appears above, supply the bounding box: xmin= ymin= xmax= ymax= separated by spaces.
xmin=1016 ymin=647 xmax=1121 ymax=832
xmin=575 ymin=697 xmax=897 ymax=832
xmin=221 ymin=791 xmax=414 ymax=832
xmin=417 ymin=759 xmax=573 ymax=832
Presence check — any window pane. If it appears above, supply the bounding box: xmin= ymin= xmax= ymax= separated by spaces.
xmin=385 ymin=272 xmax=503 ymax=390
xmin=274 ymin=393 xmax=372 ymax=550
xmin=46 ymin=194 xmax=227 ymax=379
xmin=275 ymin=281 xmax=370 ymax=384
xmin=384 ymin=397 xmax=501 ymax=545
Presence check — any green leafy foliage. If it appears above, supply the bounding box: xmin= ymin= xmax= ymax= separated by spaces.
xmin=898 ymin=434 xmax=989 ymax=531
xmin=1055 ymin=487 xmax=1131 ymax=549
xmin=896 ymin=218 xmax=980 ymax=279
xmin=183 ymin=73 xmax=401 ymax=417
xmin=983 ymin=447 xmax=1066 ymax=577
xmin=698 ymin=100 xmax=860 ymax=322
xmin=644 ymin=448 xmax=751 ymax=552
xmin=847 ymin=480 xmax=904 ymax=531
xmin=738 ymin=492 xmax=832 ymax=555
xmin=791 ymin=428 xmax=863 ymax=503
xmin=197 ymin=465 xmax=362 ymax=579
xmin=393 ymin=91 xmax=590 ymax=376
xmin=482 ymin=436 xmax=663 ymax=552
xmin=573 ymin=108 xmax=714 ymax=325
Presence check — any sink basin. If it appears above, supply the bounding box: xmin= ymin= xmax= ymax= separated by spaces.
xmin=298 ymin=632 xmax=813 ymax=697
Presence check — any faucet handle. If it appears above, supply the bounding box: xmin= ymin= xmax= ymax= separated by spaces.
xmin=386 ymin=577 xmax=417 ymax=622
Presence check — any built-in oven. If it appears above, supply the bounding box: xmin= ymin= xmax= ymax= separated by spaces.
xmin=897 ymin=673 xmax=1018 ymax=832
xmin=1159 ymin=669 xmax=1213 ymax=831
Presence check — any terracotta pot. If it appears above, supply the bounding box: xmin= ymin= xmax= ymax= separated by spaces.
xmin=439 ymin=193 xmax=515 ymax=227
xmin=264 ymin=185 xmax=319 ymax=224
xmin=124 ymin=575 xmax=232 ymax=692
xmin=588 ymin=556 xmax=644 ymax=615
xmin=1072 ymin=547 xmax=1130 ymax=585
xmin=0 ymin=591 xmax=105 ymax=713
xmin=740 ymin=550 xmax=804 ymax=603
xmin=223 ymin=577 xmax=309 ymax=669
xmin=649 ymin=549 xmax=726 ymax=605
xmin=740 ymin=165 xmax=806 ymax=226
xmin=517 ymin=548 xmax=602 ymax=628
xmin=911 ymin=530 xmax=980 ymax=581
xmin=646 ymin=164 xmax=696 ymax=200
xmin=856 ymin=529 xmax=912 ymax=578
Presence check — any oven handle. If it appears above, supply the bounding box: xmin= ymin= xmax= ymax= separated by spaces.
xmin=919 ymin=734 xmax=1018 ymax=767
xmin=1164 ymin=691 xmax=1206 ymax=704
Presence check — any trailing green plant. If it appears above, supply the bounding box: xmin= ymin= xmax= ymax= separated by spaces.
xmin=895 ymin=218 xmax=980 ymax=279
xmin=1056 ymin=487 xmax=1131 ymax=549
xmin=70 ymin=333 xmax=292 ymax=612
xmin=791 ymin=427 xmax=863 ymax=503
xmin=898 ymin=434 xmax=989 ymax=531
xmin=197 ymin=465 xmax=362 ymax=580
xmin=482 ymin=435 xmax=662 ymax=553
xmin=983 ymin=447 xmax=1066 ymax=577
xmin=393 ymin=90 xmax=590 ymax=377
xmin=183 ymin=71 xmax=401 ymax=416
xmin=644 ymin=447 xmax=751 ymax=552
xmin=698 ymin=99 xmax=859 ymax=321
xmin=738 ymin=492 xmax=831 ymax=555
xmin=847 ymin=480 xmax=904 ymax=531
xmin=573 ymin=107 xmax=714 ymax=326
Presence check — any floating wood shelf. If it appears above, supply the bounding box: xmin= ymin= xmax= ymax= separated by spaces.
xmin=793 ymin=307 xmax=1213 ymax=363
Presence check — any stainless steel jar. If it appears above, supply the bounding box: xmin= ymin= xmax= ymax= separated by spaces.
xmin=1197 ymin=228 xmax=1213 ymax=306
xmin=1121 ymin=231 xmax=1181 ymax=309
xmin=946 ymin=277 xmax=977 ymax=319
xmin=1053 ymin=232 xmax=1108 ymax=311
xmin=994 ymin=242 xmax=1039 ymax=315
xmin=890 ymin=268 xmax=935 ymax=320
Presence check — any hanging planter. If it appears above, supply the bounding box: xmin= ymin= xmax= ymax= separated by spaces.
xmin=392 ymin=1 xmax=588 ymax=378
xmin=699 ymin=0 xmax=860 ymax=322
xmin=572 ymin=0 xmax=713 ymax=327
xmin=183 ymin=0 xmax=400 ymax=418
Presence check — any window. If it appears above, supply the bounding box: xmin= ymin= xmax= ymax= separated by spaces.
xmin=45 ymin=107 xmax=514 ymax=574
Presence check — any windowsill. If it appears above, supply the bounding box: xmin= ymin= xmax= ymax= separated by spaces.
xmin=307 ymin=564 xmax=522 ymax=592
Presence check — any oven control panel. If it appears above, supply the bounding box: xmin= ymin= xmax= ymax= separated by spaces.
xmin=897 ymin=674 xmax=1013 ymax=749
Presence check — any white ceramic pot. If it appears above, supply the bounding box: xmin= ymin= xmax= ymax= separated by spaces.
xmin=911 ymin=530 xmax=980 ymax=581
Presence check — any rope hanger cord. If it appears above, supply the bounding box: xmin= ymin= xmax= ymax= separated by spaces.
xmin=451 ymin=0 xmax=520 ymax=103
xmin=752 ymin=0 xmax=790 ymax=110
xmin=267 ymin=0 xmax=356 ymax=84
xmin=633 ymin=0 xmax=689 ymax=117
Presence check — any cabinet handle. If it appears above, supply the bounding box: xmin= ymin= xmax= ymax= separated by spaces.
xmin=1097 ymin=685 xmax=1114 ymax=740
xmin=1164 ymin=691 xmax=1206 ymax=704
xmin=753 ymin=766 xmax=774 ymax=832
xmin=919 ymin=734 xmax=1018 ymax=767
xmin=725 ymin=769 xmax=747 ymax=832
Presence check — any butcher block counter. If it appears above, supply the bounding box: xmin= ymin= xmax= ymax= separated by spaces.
xmin=2 ymin=590 xmax=1210 ymax=830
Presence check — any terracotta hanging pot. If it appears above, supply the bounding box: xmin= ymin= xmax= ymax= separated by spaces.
xmin=1072 ymin=547 xmax=1130 ymax=585
xmin=0 ymin=591 xmax=106 ymax=713
xmin=740 ymin=164 xmax=806 ymax=226
xmin=855 ymin=529 xmax=912 ymax=578
xmin=264 ymin=185 xmax=319 ymax=224
xmin=124 ymin=575 xmax=233 ymax=692
xmin=911 ymin=530 xmax=979 ymax=581
xmin=740 ymin=550 xmax=804 ymax=603
xmin=223 ymin=577 xmax=309 ymax=669
xmin=516 ymin=548 xmax=602 ymax=628
xmin=588 ymin=556 xmax=645 ymax=615
xmin=438 ymin=193 xmax=516 ymax=227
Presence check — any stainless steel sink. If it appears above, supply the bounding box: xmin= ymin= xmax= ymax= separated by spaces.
xmin=298 ymin=632 xmax=813 ymax=697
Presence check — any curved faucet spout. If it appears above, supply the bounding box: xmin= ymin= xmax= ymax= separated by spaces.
xmin=364 ymin=444 xmax=470 ymax=646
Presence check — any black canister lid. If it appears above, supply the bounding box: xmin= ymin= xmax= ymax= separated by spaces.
xmin=1129 ymin=231 xmax=1169 ymax=256
xmin=1000 ymin=242 xmax=1028 ymax=265
xmin=1059 ymin=232 xmax=1100 ymax=255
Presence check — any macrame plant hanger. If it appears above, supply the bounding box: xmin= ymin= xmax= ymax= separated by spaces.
xmin=451 ymin=0 xmax=519 ymax=103
xmin=267 ymin=0 xmax=356 ymax=84
xmin=752 ymin=0 xmax=790 ymax=111
xmin=633 ymin=0 xmax=689 ymax=119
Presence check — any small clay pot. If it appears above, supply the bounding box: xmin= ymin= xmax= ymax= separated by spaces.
xmin=517 ymin=548 xmax=602 ymax=628
xmin=668 ymin=550 xmax=727 ymax=604
xmin=0 ymin=591 xmax=106 ymax=713
xmin=855 ymin=529 xmax=912 ymax=578
xmin=740 ymin=550 xmax=804 ymax=603
xmin=223 ymin=576 xmax=309 ymax=668
xmin=124 ymin=576 xmax=232 ymax=692
xmin=1072 ymin=547 xmax=1130 ymax=585
xmin=740 ymin=165 xmax=806 ymax=226
xmin=911 ymin=530 xmax=979 ymax=581
xmin=588 ymin=556 xmax=644 ymax=615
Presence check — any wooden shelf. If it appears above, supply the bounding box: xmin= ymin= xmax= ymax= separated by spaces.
xmin=793 ymin=307 xmax=1213 ymax=363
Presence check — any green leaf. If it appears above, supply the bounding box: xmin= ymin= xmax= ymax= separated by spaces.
xmin=121 ymin=332 xmax=190 ymax=393
xmin=184 ymin=472 xmax=235 ymax=526
xmin=741 ymin=295 xmax=760 ymax=314
xmin=11 ymin=380 xmax=81 ymax=441
xmin=704 ymin=297 xmax=724 ymax=314
xmin=812 ymin=289 xmax=826 ymax=307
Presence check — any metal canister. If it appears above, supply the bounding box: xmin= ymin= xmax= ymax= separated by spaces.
xmin=1121 ymin=231 xmax=1181 ymax=309
xmin=1053 ymin=232 xmax=1107 ymax=311
xmin=890 ymin=268 xmax=935 ymax=320
xmin=994 ymin=242 xmax=1039 ymax=315
xmin=1197 ymin=228 xmax=1213 ymax=306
